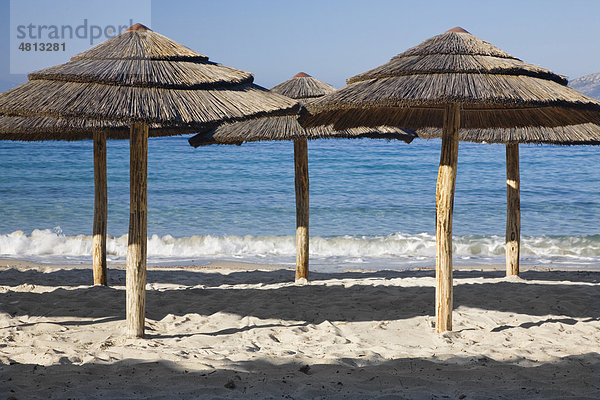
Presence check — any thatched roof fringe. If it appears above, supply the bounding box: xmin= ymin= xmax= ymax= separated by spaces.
xmin=303 ymin=70 xmax=600 ymax=131
xmin=0 ymin=80 xmax=299 ymax=126
xmin=0 ymin=23 xmax=300 ymax=139
xmin=320 ymin=74 xmax=596 ymax=108
xmin=348 ymin=54 xmax=567 ymax=85
xmin=417 ymin=123 xmax=600 ymax=144
xmin=187 ymin=72 xmax=416 ymax=147
xmin=188 ymin=115 xmax=415 ymax=147
xmin=299 ymin=29 xmax=600 ymax=140
xmin=0 ymin=113 xmax=209 ymax=140
xmin=302 ymin=105 xmax=600 ymax=132
xmin=28 ymin=59 xmax=254 ymax=89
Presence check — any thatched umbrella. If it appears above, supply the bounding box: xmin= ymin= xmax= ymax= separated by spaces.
xmin=0 ymin=23 xmax=298 ymax=338
xmin=302 ymin=27 xmax=600 ymax=332
xmin=189 ymin=72 xmax=415 ymax=281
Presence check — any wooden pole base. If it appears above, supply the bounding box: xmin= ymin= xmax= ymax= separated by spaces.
xmin=126 ymin=123 xmax=148 ymax=338
xmin=294 ymin=139 xmax=309 ymax=282
xmin=505 ymin=143 xmax=520 ymax=277
xmin=92 ymin=131 xmax=108 ymax=286
xmin=435 ymin=103 xmax=460 ymax=333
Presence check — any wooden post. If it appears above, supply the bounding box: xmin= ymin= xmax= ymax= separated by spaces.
xmin=92 ymin=131 xmax=108 ymax=286
xmin=435 ymin=103 xmax=460 ymax=333
xmin=126 ymin=122 xmax=148 ymax=338
xmin=294 ymin=139 xmax=309 ymax=281
xmin=505 ymin=143 xmax=520 ymax=276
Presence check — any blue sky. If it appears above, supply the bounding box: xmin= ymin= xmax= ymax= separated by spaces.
xmin=1 ymin=0 xmax=599 ymax=91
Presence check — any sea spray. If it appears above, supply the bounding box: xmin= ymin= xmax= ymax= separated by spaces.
xmin=2 ymin=229 xmax=600 ymax=269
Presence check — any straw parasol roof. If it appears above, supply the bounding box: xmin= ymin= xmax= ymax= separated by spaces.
xmin=0 ymin=23 xmax=300 ymax=339
xmin=189 ymin=72 xmax=415 ymax=147
xmin=271 ymin=72 xmax=335 ymax=99
xmin=0 ymin=113 xmax=178 ymax=141
xmin=299 ymin=27 xmax=600 ymax=334
xmin=416 ymin=123 xmax=600 ymax=144
xmin=0 ymin=23 xmax=298 ymax=136
xmin=302 ymin=27 xmax=600 ymax=138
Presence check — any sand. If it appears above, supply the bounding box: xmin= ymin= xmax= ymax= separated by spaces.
xmin=0 ymin=259 xmax=599 ymax=399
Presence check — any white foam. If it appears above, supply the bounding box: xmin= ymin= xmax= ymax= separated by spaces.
xmin=1 ymin=228 xmax=600 ymax=268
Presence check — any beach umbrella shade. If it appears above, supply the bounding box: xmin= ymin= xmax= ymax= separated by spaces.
xmin=301 ymin=27 xmax=600 ymax=332
xmin=189 ymin=72 xmax=415 ymax=281
xmin=0 ymin=23 xmax=298 ymax=338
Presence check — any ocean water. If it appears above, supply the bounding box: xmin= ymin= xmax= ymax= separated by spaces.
xmin=0 ymin=136 xmax=599 ymax=271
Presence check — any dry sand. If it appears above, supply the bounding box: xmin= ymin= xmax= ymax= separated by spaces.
xmin=0 ymin=259 xmax=599 ymax=399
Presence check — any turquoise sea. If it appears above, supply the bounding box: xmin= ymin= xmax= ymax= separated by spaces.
xmin=0 ymin=136 xmax=599 ymax=271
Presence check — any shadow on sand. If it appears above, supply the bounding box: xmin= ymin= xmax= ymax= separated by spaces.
xmin=1 ymin=353 xmax=599 ymax=399
xmin=1 ymin=269 xmax=599 ymax=324
xmin=1 ymin=266 xmax=599 ymax=288
xmin=2 ymin=268 xmax=599 ymax=398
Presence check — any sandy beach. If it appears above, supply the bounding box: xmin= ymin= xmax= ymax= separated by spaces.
xmin=0 ymin=259 xmax=598 ymax=399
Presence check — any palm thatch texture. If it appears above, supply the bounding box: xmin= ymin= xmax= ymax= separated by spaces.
xmin=301 ymin=27 xmax=600 ymax=333
xmin=0 ymin=23 xmax=299 ymax=339
xmin=0 ymin=113 xmax=194 ymax=140
xmin=0 ymin=24 xmax=298 ymax=135
xmin=416 ymin=124 xmax=600 ymax=144
xmin=189 ymin=72 xmax=416 ymax=146
xmin=303 ymin=27 xmax=600 ymax=133
xmin=188 ymin=73 xmax=415 ymax=281
xmin=188 ymin=115 xmax=414 ymax=146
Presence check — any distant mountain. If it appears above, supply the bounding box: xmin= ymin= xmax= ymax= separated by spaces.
xmin=569 ymin=73 xmax=600 ymax=100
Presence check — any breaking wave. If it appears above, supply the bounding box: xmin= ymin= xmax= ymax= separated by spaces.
xmin=2 ymin=228 xmax=600 ymax=270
